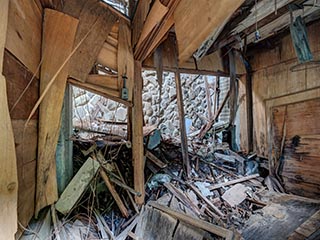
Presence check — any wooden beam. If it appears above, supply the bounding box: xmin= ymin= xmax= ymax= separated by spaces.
xmin=86 ymin=74 xmax=118 ymax=90
xmin=68 ymin=0 xmax=117 ymax=82
xmin=174 ymin=0 xmax=245 ymax=63
xmin=175 ymin=71 xmax=190 ymax=177
xmin=55 ymin=157 xmax=100 ymax=215
xmin=149 ymin=202 xmax=234 ymax=240
xmin=118 ymin=19 xmax=134 ymax=101
xmin=36 ymin=9 xmax=78 ymax=216
xmin=0 ymin=0 xmax=18 ymax=238
xmin=68 ymin=78 xmax=132 ymax=107
xmin=132 ymin=0 xmax=151 ymax=48
xmin=207 ymin=174 xmax=260 ymax=191
xmin=132 ymin=61 xmax=145 ymax=205
xmin=229 ymin=50 xmax=237 ymax=125
xmin=100 ymin=169 xmax=129 ymax=218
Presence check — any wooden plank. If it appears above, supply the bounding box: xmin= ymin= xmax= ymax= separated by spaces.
xmin=55 ymin=157 xmax=100 ymax=215
xmin=135 ymin=0 xmax=168 ymax=52
xmin=100 ymin=169 xmax=129 ymax=218
xmin=174 ymin=0 xmax=245 ymax=63
xmin=0 ymin=0 xmax=18 ymax=238
xmin=36 ymin=9 xmax=78 ymax=216
xmin=62 ymin=0 xmax=87 ymax=18
xmin=97 ymin=41 xmax=118 ymax=71
xmin=132 ymin=0 xmax=151 ymax=47
xmin=175 ymin=71 xmax=190 ymax=177
xmin=68 ymin=0 xmax=117 ymax=82
xmin=295 ymin=210 xmax=320 ymax=237
xmin=132 ymin=61 xmax=145 ymax=205
xmin=68 ymin=78 xmax=132 ymax=107
xmin=6 ymin=0 xmax=42 ymax=75
xmin=207 ymin=174 xmax=260 ymax=191
xmin=118 ymin=19 xmax=134 ymax=101
xmin=86 ymin=74 xmax=118 ymax=90
xmin=149 ymin=202 xmax=234 ymax=240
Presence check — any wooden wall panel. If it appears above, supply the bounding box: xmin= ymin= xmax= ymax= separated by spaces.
xmin=6 ymin=0 xmax=42 ymax=75
xmin=271 ymin=99 xmax=320 ymax=198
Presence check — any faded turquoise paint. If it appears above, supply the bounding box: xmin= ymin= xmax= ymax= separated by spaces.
xmin=56 ymin=85 xmax=73 ymax=196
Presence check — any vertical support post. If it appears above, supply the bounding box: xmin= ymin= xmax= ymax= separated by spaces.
xmin=204 ymin=76 xmax=213 ymax=120
xmin=174 ymin=71 xmax=190 ymax=178
xmin=229 ymin=49 xmax=237 ymax=151
xmin=132 ymin=60 xmax=145 ymax=205
xmin=245 ymin=62 xmax=253 ymax=152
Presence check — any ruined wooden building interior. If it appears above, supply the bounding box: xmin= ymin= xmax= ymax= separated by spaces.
xmin=1 ymin=0 xmax=320 ymax=239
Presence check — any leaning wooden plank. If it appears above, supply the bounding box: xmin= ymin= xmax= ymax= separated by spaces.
xmin=135 ymin=0 xmax=168 ymax=52
xmin=149 ymin=202 xmax=234 ymax=240
xmin=100 ymin=169 xmax=129 ymax=218
xmin=68 ymin=0 xmax=117 ymax=82
xmin=55 ymin=157 xmax=100 ymax=215
xmin=207 ymin=174 xmax=260 ymax=191
xmin=132 ymin=61 xmax=145 ymax=205
xmin=174 ymin=0 xmax=245 ymax=63
xmin=132 ymin=0 xmax=151 ymax=48
xmin=0 ymin=0 xmax=18 ymax=238
xmin=36 ymin=9 xmax=78 ymax=216
xmin=117 ymin=19 xmax=134 ymax=101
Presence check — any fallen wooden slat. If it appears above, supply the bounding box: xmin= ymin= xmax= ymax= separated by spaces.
xmin=207 ymin=174 xmax=260 ymax=191
xmin=288 ymin=210 xmax=320 ymax=239
xmin=164 ymin=183 xmax=201 ymax=216
xmin=68 ymin=78 xmax=132 ymax=107
xmin=214 ymin=153 xmax=236 ymax=164
xmin=68 ymin=0 xmax=117 ymax=82
xmin=86 ymin=74 xmax=118 ymax=90
xmin=94 ymin=211 xmax=115 ymax=240
xmin=222 ymin=184 xmax=248 ymax=207
xmin=36 ymin=9 xmax=78 ymax=216
xmin=100 ymin=169 xmax=129 ymax=218
xmin=145 ymin=150 xmax=167 ymax=168
xmin=116 ymin=208 xmax=144 ymax=240
xmin=174 ymin=0 xmax=245 ymax=63
xmin=187 ymin=183 xmax=224 ymax=218
xmin=149 ymin=202 xmax=234 ymax=240
xmin=0 ymin=2 xmax=18 ymax=238
xmin=55 ymin=157 xmax=100 ymax=215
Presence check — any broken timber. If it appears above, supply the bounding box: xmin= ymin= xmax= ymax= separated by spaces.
xmin=207 ymin=174 xmax=260 ymax=191
xmin=55 ymin=157 xmax=100 ymax=215
xmin=36 ymin=9 xmax=78 ymax=216
xmin=149 ymin=202 xmax=234 ymax=240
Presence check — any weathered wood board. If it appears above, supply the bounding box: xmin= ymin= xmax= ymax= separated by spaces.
xmin=55 ymin=157 xmax=100 ymax=215
xmin=68 ymin=0 xmax=117 ymax=82
xmin=174 ymin=0 xmax=245 ymax=63
xmin=0 ymin=0 xmax=18 ymax=238
xmin=36 ymin=9 xmax=78 ymax=215
xmin=6 ymin=0 xmax=42 ymax=76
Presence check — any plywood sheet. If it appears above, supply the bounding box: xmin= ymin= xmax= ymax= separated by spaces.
xmin=174 ymin=0 xmax=245 ymax=63
xmin=36 ymin=9 xmax=78 ymax=215
xmin=6 ymin=0 xmax=42 ymax=75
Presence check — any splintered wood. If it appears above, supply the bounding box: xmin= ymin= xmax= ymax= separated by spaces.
xmin=36 ymin=9 xmax=78 ymax=216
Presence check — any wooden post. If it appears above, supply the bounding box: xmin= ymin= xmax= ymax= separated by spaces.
xmin=228 ymin=50 xmax=237 ymax=125
xmin=132 ymin=60 xmax=145 ymax=205
xmin=0 ymin=0 xmax=18 ymax=237
xmin=245 ymin=61 xmax=253 ymax=152
xmin=175 ymin=71 xmax=191 ymax=177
